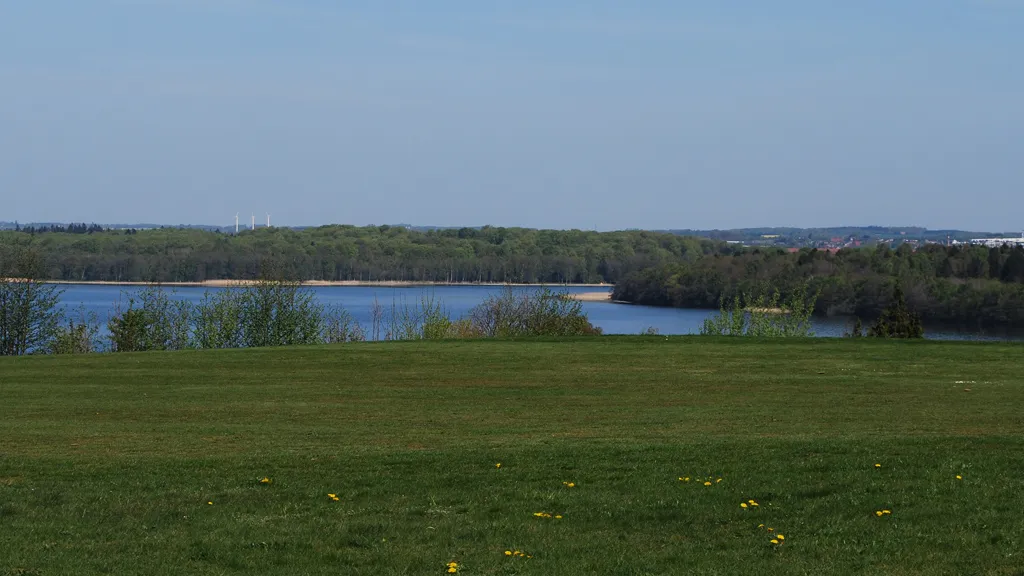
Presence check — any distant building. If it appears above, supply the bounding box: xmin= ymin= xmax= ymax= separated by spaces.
xmin=969 ymin=235 xmax=1024 ymax=248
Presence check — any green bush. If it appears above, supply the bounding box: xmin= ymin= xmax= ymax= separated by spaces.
xmin=700 ymin=286 xmax=817 ymax=337
xmin=468 ymin=287 xmax=602 ymax=337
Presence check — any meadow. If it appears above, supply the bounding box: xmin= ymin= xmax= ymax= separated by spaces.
xmin=1 ymin=337 xmax=1023 ymax=575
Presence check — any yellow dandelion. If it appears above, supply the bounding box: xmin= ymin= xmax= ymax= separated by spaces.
xmin=568 ymin=482 xmax=575 ymax=488
xmin=758 ymin=524 xmax=765 ymax=529
xmin=447 ymin=568 xmax=457 ymax=574
xmin=716 ymin=478 xmax=722 ymax=483
xmin=751 ymin=502 xmax=759 ymax=507
xmin=875 ymin=463 xmax=881 ymax=468
xmin=495 ymin=463 xmax=501 ymax=468
xmin=447 ymin=561 xmax=458 ymax=568
xmin=875 ymin=511 xmax=883 ymax=517
xmin=703 ymin=481 xmax=712 ymax=486
xmin=767 ymin=527 xmax=774 ymax=532
xmin=882 ymin=510 xmax=891 ymax=515
xmin=504 ymin=551 xmax=512 ymax=556
xmin=777 ymin=535 xmax=785 ymax=540
xmin=260 ymin=477 xmax=271 ymax=484
xmin=331 ymin=496 xmax=340 ymax=501
xmin=770 ymin=539 xmax=780 ymax=545
xmin=207 ymin=501 xmax=213 ymax=505
xmin=327 ymin=493 xmax=337 ymax=498
xmin=683 ymin=477 xmax=690 ymax=482
xmin=956 ymin=475 xmax=962 ymax=480
xmin=740 ymin=503 xmax=748 ymax=508
xmin=555 ymin=515 xmax=563 ymax=519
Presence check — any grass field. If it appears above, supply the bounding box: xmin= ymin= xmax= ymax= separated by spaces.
xmin=2 ymin=337 xmax=1023 ymax=575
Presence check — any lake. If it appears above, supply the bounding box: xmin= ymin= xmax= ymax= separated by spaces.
xmin=53 ymin=284 xmax=1011 ymax=341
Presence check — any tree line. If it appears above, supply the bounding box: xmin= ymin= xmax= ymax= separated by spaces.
xmin=0 ymin=225 xmax=730 ymax=284
xmin=612 ymin=243 xmax=1024 ymax=332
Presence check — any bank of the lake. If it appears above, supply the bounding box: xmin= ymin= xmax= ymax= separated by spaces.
xmin=52 ymin=284 xmax=1016 ymax=341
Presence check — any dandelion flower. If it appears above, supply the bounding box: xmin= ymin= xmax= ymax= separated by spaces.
xmin=207 ymin=501 xmax=213 ymax=505
xmin=875 ymin=464 xmax=881 ymax=468
xmin=758 ymin=524 xmax=765 ymax=529
xmin=555 ymin=515 xmax=563 ymax=519
xmin=495 ymin=463 xmax=501 ymax=468
xmin=328 ymin=493 xmax=337 ymax=499
xmin=770 ymin=539 xmax=780 ymax=545
xmin=504 ymin=551 xmax=512 ymax=556
xmin=767 ymin=527 xmax=774 ymax=532
xmin=684 ymin=477 xmax=690 ymax=482
xmin=260 ymin=477 xmax=271 ymax=484
xmin=882 ymin=510 xmax=891 ymax=515
xmin=740 ymin=503 xmax=748 ymax=508
xmin=331 ymin=496 xmax=340 ymax=501
xmin=875 ymin=511 xmax=883 ymax=517
xmin=703 ymin=481 xmax=712 ymax=486
xmin=447 ymin=568 xmax=457 ymax=574
xmin=956 ymin=475 xmax=962 ymax=480
xmin=568 ymin=482 xmax=575 ymax=488
xmin=716 ymin=478 xmax=722 ymax=483
xmin=777 ymin=535 xmax=785 ymax=540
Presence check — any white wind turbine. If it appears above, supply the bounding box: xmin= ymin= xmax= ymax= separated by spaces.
xmin=235 ymin=213 xmax=239 ymax=233
xmin=266 ymin=213 xmax=271 ymax=228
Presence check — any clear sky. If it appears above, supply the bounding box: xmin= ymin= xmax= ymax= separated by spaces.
xmin=1 ymin=1 xmax=1022 ymax=231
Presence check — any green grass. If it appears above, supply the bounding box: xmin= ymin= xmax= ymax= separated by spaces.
xmin=1 ymin=337 xmax=1023 ymax=575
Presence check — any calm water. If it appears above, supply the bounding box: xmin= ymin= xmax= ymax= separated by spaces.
xmin=54 ymin=284 xmax=1012 ymax=341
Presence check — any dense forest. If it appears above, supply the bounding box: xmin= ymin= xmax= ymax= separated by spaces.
xmin=612 ymin=243 xmax=1024 ymax=331
xmin=0 ymin=225 xmax=729 ymax=284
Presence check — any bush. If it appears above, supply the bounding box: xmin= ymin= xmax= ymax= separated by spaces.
xmin=108 ymin=287 xmax=192 ymax=352
xmin=50 ymin=308 xmax=100 ymax=354
xmin=468 ymin=287 xmax=602 ymax=337
xmin=700 ymin=286 xmax=817 ymax=337
xmin=868 ymin=285 xmax=924 ymax=338
xmin=0 ymin=245 xmax=66 ymax=356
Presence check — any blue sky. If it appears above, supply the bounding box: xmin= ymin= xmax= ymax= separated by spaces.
xmin=1 ymin=1 xmax=1022 ymax=231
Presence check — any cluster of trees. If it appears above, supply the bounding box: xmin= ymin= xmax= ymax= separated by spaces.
xmin=613 ymin=243 xmax=1024 ymax=331
xmin=14 ymin=223 xmax=107 ymax=235
xmin=0 ymin=226 xmax=729 ymax=284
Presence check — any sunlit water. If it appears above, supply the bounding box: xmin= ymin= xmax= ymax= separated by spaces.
xmin=53 ymin=284 xmax=1015 ymax=341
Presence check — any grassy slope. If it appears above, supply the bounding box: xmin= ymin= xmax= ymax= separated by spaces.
xmin=1 ymin=338 xmax=1023 ymax=576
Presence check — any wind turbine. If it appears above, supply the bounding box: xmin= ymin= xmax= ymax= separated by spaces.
xmin=235 ymin=213 xmax=239 ymax=233
xmin=251 ymin=213 xmax=255 ymax=231
xmin=266 ymin=213 xmax=271 ymax=228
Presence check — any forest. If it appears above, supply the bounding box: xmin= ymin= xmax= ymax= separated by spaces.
xmin=0 ymin=225 xmax=728 ymax=284
xmin=612 ymin=243 xmax=1024 ymax=331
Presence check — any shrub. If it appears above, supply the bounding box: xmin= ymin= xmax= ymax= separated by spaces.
xmin=468 ymin=287 xmax=602 ymax=337
xmin=868 ymin=285 xmax=924 ymax=338
xmin=700 ymin=286 xmax=817 ymax=337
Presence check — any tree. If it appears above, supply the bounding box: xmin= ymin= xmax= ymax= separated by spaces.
xmin=0 ymin=245 xmax=65 ymax=355
xmin=867 ymin=285 xmax=924 ymax=339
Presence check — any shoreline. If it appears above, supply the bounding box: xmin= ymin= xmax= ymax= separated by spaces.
xmin=35 ymin=279 xmax=615 ymax=289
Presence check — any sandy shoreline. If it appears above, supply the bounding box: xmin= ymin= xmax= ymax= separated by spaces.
xmin=566 ymin=291 xmax=614 ymax=302
xmin=32 ymin=279 xmax=614 ymax=289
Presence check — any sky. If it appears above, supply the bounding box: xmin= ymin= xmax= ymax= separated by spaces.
xmin=1 ymin=1 xmax=1022 ymax=231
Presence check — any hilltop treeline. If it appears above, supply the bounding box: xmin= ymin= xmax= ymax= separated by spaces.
xmin=613 ymin=243 xmax=1024 ymax=331
xmin=0 ymin=225 xmax=728 ymax=284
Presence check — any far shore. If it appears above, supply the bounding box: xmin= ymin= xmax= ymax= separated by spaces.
xmin=29 ymin=279 xmax=614 ymax=289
